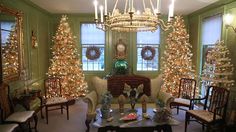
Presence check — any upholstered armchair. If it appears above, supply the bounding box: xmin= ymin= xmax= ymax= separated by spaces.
xmin=83 ymin=74 xmax=173 ymax=131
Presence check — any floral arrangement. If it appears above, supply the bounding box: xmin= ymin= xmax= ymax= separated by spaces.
xmin=122 ymin=83 xmax=144 ymax=110
xmin=153 ymin=99 xmax=171 ymax=122
xmin=122 ymin=83 xmax=144 ymax=99
xmin=100 ymin=92 xmax=113 ymax=119
xmin=86 ymin=46 xmax=101 ymax=60
xmin=141 ymin=46 xmax=156 ymax=60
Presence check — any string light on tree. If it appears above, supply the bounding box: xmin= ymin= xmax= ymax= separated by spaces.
xmin=201 ymin=40 xmax=234 ymax=88
xmin=161 ymin=16 xmax=196 ymax=97
xmin=47 ymin=15 xmax=88 ymax=99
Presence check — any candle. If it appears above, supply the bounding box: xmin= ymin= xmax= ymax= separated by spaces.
xmin=105 ymin=0 xmax=107 ymax=15
xmin=156 ymin=0 xmax=160 ymax=13
xmin=129 ymin=0 xmax=131 ymax=12
xmin=100 ymin=6 xmax=104 ymax=23
xmin=168 ymin=4 xmax=171 ymax=22
xmin=131 ymin=0 xmax=133 ymax=12
xmin=171 ymin=0 xmax=175 ymax=17
xmin=94 ymin=0 xmax=98 ymax=19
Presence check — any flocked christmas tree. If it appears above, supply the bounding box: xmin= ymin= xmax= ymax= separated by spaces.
xmin=47 ymin=15 xmax=88 ymax=99
xmin=2 ymin=25 xmax=19 ymax=78
xmin=161 ymin=16 xmax=196 ymax=97
xmin=201 ymin=40 xmax=234 ymax=88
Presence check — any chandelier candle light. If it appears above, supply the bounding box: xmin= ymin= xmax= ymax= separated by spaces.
xmin=93 ymin=0 xmax=175 ymax=32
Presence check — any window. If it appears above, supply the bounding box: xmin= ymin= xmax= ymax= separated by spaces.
xmin=136 ymin=28 xmax=160 ymax=71
xmin=200 ymin=14 xmax=222 ymax=98
xmin=0 ymin=21 xmax=15 ymax=46
xmin=201 ymin=14 xmax=222 ymax=67
xmin=81 ymin=23 xmax=105 ymax=71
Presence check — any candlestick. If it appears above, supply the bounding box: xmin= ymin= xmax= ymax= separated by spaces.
xmin=105 ymin=0 xmax=107 ymax=15
xmin=94 ymin=0 xmax=98 ymax=19
xmin=156 ymin=0 xmax=160 ymax=14
xmin=100 ymin=6 xmax=104 ymax=23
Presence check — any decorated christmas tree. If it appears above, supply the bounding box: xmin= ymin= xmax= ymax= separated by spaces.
xmin=161 ymin=16 xmax=196 ymax=97
xmin=2 ymin=25 xmax=19 ymax=78
xmin=47 ymin=15 xmax=88 ymax=98
xmin=201 ymin=40 xmax=234 ymax=88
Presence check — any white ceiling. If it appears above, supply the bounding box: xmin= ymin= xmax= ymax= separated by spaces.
xmin=30 ymin=0 xmax=219 ymax=15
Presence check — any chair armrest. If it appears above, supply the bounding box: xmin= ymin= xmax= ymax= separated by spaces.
xmin=83 ymin=91 xmax=98 ymax=115
xmin=157 ymin=91 xmax=174 ymax=109
xmin=189 ymin=97 xmax=206 ymax=110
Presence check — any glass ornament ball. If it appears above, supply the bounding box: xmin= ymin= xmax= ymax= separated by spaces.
xmin=114 ymin=60 xmax=128 ymax=75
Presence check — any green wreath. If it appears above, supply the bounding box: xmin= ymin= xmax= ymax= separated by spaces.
xmin=141 ymin=46 xmax=156 ymax=60
xmin=86 ymin=46 xmax=101 ymax=60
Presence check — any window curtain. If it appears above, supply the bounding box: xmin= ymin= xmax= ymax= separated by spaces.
xmin=201 ymin=14 xmax=222 ymax=45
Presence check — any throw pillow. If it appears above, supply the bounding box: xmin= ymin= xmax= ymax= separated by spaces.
xmin=151 ymin=74 xmax=163 ymax=100
xmin=92 ymin=76 xmax=107 ymax=102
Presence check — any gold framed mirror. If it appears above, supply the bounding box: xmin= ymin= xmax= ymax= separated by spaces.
xmin=0 ymin=4 xmax=24 ymax=83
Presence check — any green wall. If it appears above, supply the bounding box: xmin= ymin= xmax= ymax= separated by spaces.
xmin=0 ymin=0 xmax=52 ymax=93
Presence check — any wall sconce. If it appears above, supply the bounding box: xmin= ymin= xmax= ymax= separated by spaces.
xmin=224 ymin=13 xmax=236 ymax=32
xmin=31 ymin=30 xmax=38 ymax=48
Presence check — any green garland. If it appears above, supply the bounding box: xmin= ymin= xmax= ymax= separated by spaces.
xmin=141 ymin=46 xmax=156 ymax=60
xmin=86 ymin=46 xmax=101 ymax=60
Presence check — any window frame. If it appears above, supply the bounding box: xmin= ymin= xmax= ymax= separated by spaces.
xmin=80 ymin=22 xmax=106 ymax=72
xmin=135 ymin=29 xmax=161 ymax=72
xmin=199 ymin=13 xmax=223 ymax=98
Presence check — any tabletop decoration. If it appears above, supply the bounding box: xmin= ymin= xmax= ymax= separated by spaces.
xmin=153 ymin=99 xmax=171 ymax=122
xmin=100 ymin=92 xmax=113 ymax=119
xmin=122 ymin=83 xmax=144 ymax=112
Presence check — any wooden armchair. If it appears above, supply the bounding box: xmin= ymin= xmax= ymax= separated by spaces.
xmin=43 ymin=77 xmax=69 ymax=124
xmin=0 ymin=83 xmax=37 ymax=131
xmin=185 ymin=86 xmax=230 ymax=132
xmin=170 ymin=78 xmax=197 ymax=114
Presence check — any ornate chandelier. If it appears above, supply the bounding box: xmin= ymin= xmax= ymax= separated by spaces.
xmin=93 ymin=0 xmax=175 ymax=32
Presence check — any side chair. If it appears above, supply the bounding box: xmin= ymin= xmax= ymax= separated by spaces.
xmin=170 ymin=78 xmax=197 ymax=114
xmin=43 ymin=77 xmax=69 ymax=124
xmin=0 ymin=83 xmax=38 ymax=131
xmin=185 ymin=86 xmax=230 ymax=132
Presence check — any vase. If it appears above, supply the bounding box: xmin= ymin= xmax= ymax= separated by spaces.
xmin=101 ymin=108 xmax=110 ymax=119
xmin=130 ymin=97 xmax=136 ymax=112
xmin=153 ymin=108 xmax=170 ymax=122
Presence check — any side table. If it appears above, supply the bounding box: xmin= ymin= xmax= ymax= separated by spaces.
xmin=13 ymin=89 xmax=43 ymax=118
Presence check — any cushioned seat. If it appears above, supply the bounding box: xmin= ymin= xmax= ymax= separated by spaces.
xmin=0 ymin=124 xmax=18 ymax=132
xmin=187 ymin=110 xmax=221 ymax=123
xmin=46 ymin=97 xmax=68 ymax=105
xmin=173 ymin=98 xmax=190 ymax=106
xmin=5 ymin=111 xmax=34 ymax=122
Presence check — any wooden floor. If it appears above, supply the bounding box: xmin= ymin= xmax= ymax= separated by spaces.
xmin=37 ymin=99 xmax=203 ymax=132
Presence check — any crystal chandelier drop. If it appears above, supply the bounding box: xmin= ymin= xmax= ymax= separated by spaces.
xmin=93 ymin=0 xmax=175 ymax=32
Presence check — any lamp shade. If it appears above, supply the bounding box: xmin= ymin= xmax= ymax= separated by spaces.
xmin=224 ymin=13 xmax=234 ymax=25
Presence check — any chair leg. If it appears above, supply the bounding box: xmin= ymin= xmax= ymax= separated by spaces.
xmin=40 ymin=106 xmax=44 ymax=119
xmin=61 ymin=105 xmax=63 ymax=114
xmin=45 ymin=106 xmax=49 ymax=124
xmin=33 ymin=113 xmax=38 ymax=131
xmin=66 ymin=103 xmax=69 ymax=120
xmin=185 ymin=112 xmax=189 ymax=132
xmin=177 ymin=106 xmax=179 ymax=115
xmin=85 ymin=119 xmax=91 ymax=132
xmin=28 ymin=121 xmax=31 ymax=132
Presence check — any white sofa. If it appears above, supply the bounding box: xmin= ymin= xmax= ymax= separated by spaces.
xmin=83 ymin=75 xmax=173 ymax=123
